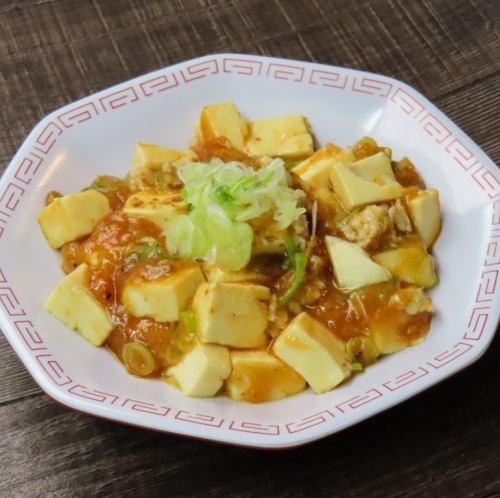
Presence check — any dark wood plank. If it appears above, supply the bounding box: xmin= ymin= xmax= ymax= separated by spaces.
xmin=0 ymin=0 xmax=499 ymax=497
xmin=0 ymin=335 xmax=41 ymax=404
xmin=435 ymin=71 xmax=500 ymax=162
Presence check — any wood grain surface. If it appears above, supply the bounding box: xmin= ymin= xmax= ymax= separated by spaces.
xmin=1 ymin=1 xmax=499 ymax=497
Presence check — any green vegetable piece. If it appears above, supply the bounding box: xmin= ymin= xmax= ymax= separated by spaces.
xmin=281 ymin=234 xmax=297 ymax=270
xmin=166 ymin=158 xmax=305 ymax=270
xmin=284 ymin=234 xmax=297 ymax=258
xmin=213 ymin=185 xmax=235 ymax=204
xmin=137 ymin=237 xmax=163 ymax=260
xmin=178 ymin=310 xmax=197 ymax=340
xmin=278 ymin=252 xmax=308 ymax=306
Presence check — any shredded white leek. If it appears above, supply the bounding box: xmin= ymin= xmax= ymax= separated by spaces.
xmin=166 ymin=158 xmax=306 ymax=270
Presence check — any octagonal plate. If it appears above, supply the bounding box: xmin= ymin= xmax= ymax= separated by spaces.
xmin=0 ymin=54 xmax=498 ymax=448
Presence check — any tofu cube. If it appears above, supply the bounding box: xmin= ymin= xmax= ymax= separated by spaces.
xmin=373 ymin=247 xmax=438 ymax=288
xmin=38 ymin=190 xmax=110 ymax=249
xmin=131 ymin=142 xmax=196 ymax=170
xmin=122 ymin=265 xmax=205 ymax=322
xmin=273 ymin=312 xmax=351 ymax=394
xmin=330 ymin=152 xmax=403 ymax=210
xmin=226 ymin=351 xmax=306 ymax=403
xmin=199 ymin=101 xmax=248 ymax=151
xmin=348 ymin=152 xmax=400 ymax=186
xmin=44 ymin=263 xmax=112 ymax=346
xmin=207 ymin=266 xmax=270 ymax=285
xmin=123 ymin=191 xmax=186 ymax=232
xmin=246 ymin=115 xmax=313 ymax=159
xmin=371 ymin=311 xmax=416 ymax=355
xmin=371 ymin=307 xmax=430 ymax=355
xmin=292 ymin=144 xmax=354 ymax=209
xmin=407 ymin=189 xmax=441 ymax=248
xmin=167 ymin=344 xmax=231 ymax=397
xmin=325 ymin=236 xmax=392 ymax=291
xmin=192 ymin=282 xmax=270 ymax=348
xmin=293 ymin=144 xmax=352 ymax=183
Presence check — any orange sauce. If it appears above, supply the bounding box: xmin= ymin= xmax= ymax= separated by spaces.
xmin=60 ymin=205 xmax=188 ymax=374
xmin=392 ymin=158 xmax=426 ymax=188
xmin=192 ymin=136 xmax=259 ymax=167
xmin=228 ymin=357 xmax=305 ymax=403
xmin=51 ymin=138 xmax=435 ymax=394
xmin=308 ymin=280 xmax=430 ymax=346
xmin=352 ymin=136 xmax=388 ymax=160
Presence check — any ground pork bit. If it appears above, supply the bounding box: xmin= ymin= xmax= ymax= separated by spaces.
xmin=128 ymin=161 xmax=184 ymax=192
xmin=268 ymin=294 xmax=277 ymax=322
xmin=290 ymin=213 xmax=309 ymax=251
xmin=128 ymin=167 xmax=155 ymax=192
xmin=389 ymin=199 xmax=413 ymax=233
xmin=161 ymin=162 xmax=184 ymax=189
xmin=340 ymin=204 xmax=390 ymax=252
xmin=389 ymin=287 xmax=434 ymax=315
xmin=299 ymin=281 xmax=324 ymax=305
xmin=309 ymin=255 xmax=325 ymax=273
xmin=287 ymin=300 xmax=303 ymax=315
xmin=266 ymin=306 xmax=290 ymax=341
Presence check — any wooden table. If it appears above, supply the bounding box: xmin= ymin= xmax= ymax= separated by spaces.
xmin=1 ymin=1 xmax=499 ymax=496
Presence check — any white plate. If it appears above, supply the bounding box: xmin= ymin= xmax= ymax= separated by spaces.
xmin=0 ymin=54 xmax=498 ymax=449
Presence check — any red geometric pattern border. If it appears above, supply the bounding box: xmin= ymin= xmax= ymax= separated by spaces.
xmin=382 ymin=367 xmax=429 ymax=391
xmin=222 ymin=57 xmax=263 ymax=76
xmin=0 ymin=56 xmax=498 ymax=439
xmin=121 ymin=398 xmax=170 ymax=416
xmin=229 ymin=421 xmax=280 ymax=435
xmin=174 ymin=411 xmax=224 ymax=427
xmin=286 ymin=411 xmax=335 ymax=433
xmin=308 ymin=68 xmax=347 ymax=89
xmin=69 ymin=385 xmax=120 ymax=404
xmin=335 ymin=388 xmax=383 ymax=413
xmin=352 ymin=76 xmax=392 ymax=97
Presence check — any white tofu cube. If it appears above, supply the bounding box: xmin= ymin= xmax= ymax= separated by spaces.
xmin=38 ymin=190 xmax=110 ymax=249
xmin=348 ymin=152 xmax=400 ymax=186
xmin=292 ymin=144 xmax=355 ymax=207
xmin=325 ymin=236 xmax=391 ymax=291
xmin=199 ymin=101 xmax=248 ymax=151
xmin=122 ymin=265 xmax=205 ymax=322
xmin=167 ymin=344 xmax=231 ymax=397
xmin=226 ymin=350 xmax=306 ymax=402
xmin=207 ymin=266 xmax=270 ymax=285
xmin=273 ymin=312 xmax=351 ymax=394
xmin=123 ymin=191 xmax=186 ymax=232
xmin=371 ymin=300 xmax=431 ymax=355
xmin=192 ymin=282 xmax=270 ymax=348
xmin=132 ymin=142 xmax=196 ymax=170
xmin=407 ymin=189 xmax=441 ymax=248
xmin=44 ymin=264 xmax=112 ymax=346
xmin=246 ymin=115 xmax=313 ymax=159
xmin=373 ymin=247 xmax=437 ymax=288
xmin=330 ymin=152 xmax=403 ymax=210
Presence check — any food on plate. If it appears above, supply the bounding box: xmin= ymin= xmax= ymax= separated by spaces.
xmin=39 ymin=101 xmax=441 ymax=403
